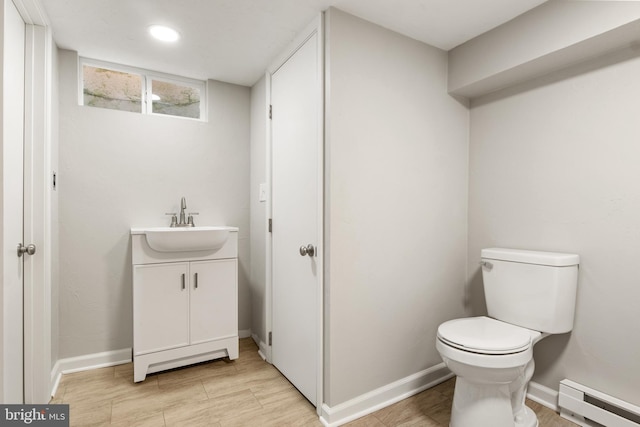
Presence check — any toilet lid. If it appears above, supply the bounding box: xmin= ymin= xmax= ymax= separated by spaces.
xmin=437 ymin=317 xmax=532 ymax=354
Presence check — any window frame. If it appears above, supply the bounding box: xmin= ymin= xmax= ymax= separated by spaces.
xmin=79 ymin=57 xmax=207 ymax=122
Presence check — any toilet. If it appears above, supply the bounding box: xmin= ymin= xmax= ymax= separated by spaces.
xmin=436 ymin=248 xmax=579 ymax=427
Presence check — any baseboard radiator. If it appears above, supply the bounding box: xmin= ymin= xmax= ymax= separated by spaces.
xmin=559 ymin=379 xmax=640 ymax=427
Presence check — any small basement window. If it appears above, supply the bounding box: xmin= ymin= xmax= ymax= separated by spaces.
xmin=80 ymin=58 xmax=206 ymax=121
xmin=150 ymin=78 xmax=201 ymax=119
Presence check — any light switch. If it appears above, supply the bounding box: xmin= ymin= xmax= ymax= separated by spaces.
xmin=259 ymin=183 xmax=267 ymax=202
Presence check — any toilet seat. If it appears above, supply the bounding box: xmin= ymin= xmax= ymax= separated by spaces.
xmin=437 ymin=317 xmax=532 ymax=355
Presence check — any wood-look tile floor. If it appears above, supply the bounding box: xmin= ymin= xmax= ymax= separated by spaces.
xmin=51 ymin=338 xmax=576 ymax=426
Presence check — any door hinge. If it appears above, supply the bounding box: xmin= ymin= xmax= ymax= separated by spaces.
xmin=268 ymin=331 xmax=272 ymax=346
xmin=268 ymin=218 xmax=272 ymax=233
xmin=269 ymin=104 xmax=272 ymax=119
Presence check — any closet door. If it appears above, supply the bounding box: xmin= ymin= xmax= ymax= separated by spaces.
xmin=271 ymin=27 xmax=322 ymax=405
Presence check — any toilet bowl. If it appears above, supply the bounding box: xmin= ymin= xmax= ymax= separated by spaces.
xmin=436 ymin=248 xmax=579 ymax=427
xmin=437 ymin=316 xmax=543 ymax=427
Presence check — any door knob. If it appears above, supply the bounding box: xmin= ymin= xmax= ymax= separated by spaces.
xmin=17 ymin=243 xmax=36 ymax=257
xmin=299 ymin=244 xmax=315 ymax=257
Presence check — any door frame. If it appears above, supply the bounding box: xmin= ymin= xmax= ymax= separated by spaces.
xmin=5 ymin=0 xmax=53 ymax=403
xmin=265 ymin=14 xmax=324 ymax=411
xmin=2 ymin=0 xmax=27 ymax=403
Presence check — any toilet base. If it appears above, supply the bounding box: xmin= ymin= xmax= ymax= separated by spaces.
xmin=515 ymin=405 xmax=538 ymax=427
xmin=449 ymin=377 xmax=539 ymax=427
xmin=449 ymin=407 xmax=537 ymax=427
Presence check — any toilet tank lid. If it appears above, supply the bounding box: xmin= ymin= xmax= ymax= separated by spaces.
xmin=482 ymin=248 xmax=579 ymax=266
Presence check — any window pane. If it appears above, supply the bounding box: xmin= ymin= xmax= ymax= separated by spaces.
xmin=83 ymin=65 xmax=142 ymax=113
xmin=151 ymin=80 xmax=201 ymax=119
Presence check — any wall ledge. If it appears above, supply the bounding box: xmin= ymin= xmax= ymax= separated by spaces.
xmin=451 ymin=19 xmax=640 ymax=99
xmin=448 ymin=1 xmax=640 ymax=99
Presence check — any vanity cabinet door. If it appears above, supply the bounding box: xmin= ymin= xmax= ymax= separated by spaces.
xmin=189 ymin=259 xmax=238 ymax=345
xmin=133 ymin=262 xmax=190 ymax=355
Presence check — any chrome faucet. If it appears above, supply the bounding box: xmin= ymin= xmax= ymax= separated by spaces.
xmin=179 ymin=197 xmax=187 ymax=226
xmin=166 ymin=197 xmax=198 ymax=227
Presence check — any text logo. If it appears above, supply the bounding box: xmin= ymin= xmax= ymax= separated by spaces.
xmin=0 ymin=405 xmax=69 ymax=426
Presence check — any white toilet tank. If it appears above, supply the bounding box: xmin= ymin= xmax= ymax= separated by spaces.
xmin=481 ymin=248 xmax=579 ymax=334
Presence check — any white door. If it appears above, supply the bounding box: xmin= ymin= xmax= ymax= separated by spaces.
xmin=2 ymin=0 xmax=26 ymax=403
xmin=271 ymin=29 xmax=322 ymax=406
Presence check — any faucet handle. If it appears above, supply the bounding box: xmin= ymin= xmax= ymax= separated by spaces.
xmin=165 ymin=213 xmax=178 ymax=227
xmin=187 ymin=212 xmax=198 ymax=227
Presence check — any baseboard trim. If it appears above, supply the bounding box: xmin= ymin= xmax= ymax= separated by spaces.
xmin=50 ymin=360 xmax=63 ymax=398
xmin=527 ymin=381 xmax=559 ymax=411
xmin=48 ymin=332 xmax=258 ymax=395
xmin=320 ymin=363 xmax=453 ymax=426
xmin=49 ymin=348 xmax=132 ymax=397
xmin=251 ymin=332 xmax=268 ymax=361
xmin=50 ymin=348 xmax=131 ymax=393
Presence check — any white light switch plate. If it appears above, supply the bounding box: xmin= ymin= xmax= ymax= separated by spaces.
xmin=259 ymin=183 xmax=267 ymax=202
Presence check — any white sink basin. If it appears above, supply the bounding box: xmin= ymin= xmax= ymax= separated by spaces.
xmin=137 ymin=226 xmax=236 ymax=252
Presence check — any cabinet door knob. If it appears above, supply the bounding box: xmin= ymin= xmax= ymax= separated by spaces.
xmin=194 ymin=272 xmax=198 ymax=289
xmin=181 ymin=273 xmax=186 ymax=290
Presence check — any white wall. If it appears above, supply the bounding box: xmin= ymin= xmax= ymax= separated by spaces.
xmin=468 ymin=48 xmax=640 ymax=407
xmin=249 ymin=75 xmax=267 ymax=347
xmin=324 ymin=8 xmax=469 ymax=406
xmin=58 ymin=49 xmax=251 ymax=359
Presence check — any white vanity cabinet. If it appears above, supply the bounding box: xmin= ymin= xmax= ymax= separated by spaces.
xmin=131 ymin=227 xmax=238 ymax=382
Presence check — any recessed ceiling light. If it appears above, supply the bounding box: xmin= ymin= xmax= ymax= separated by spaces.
xmin=148 ymin=25 xmax=180 ymax=42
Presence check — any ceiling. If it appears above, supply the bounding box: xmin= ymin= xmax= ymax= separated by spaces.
xmin=41 ymin=0 xmax=547 ymax=87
